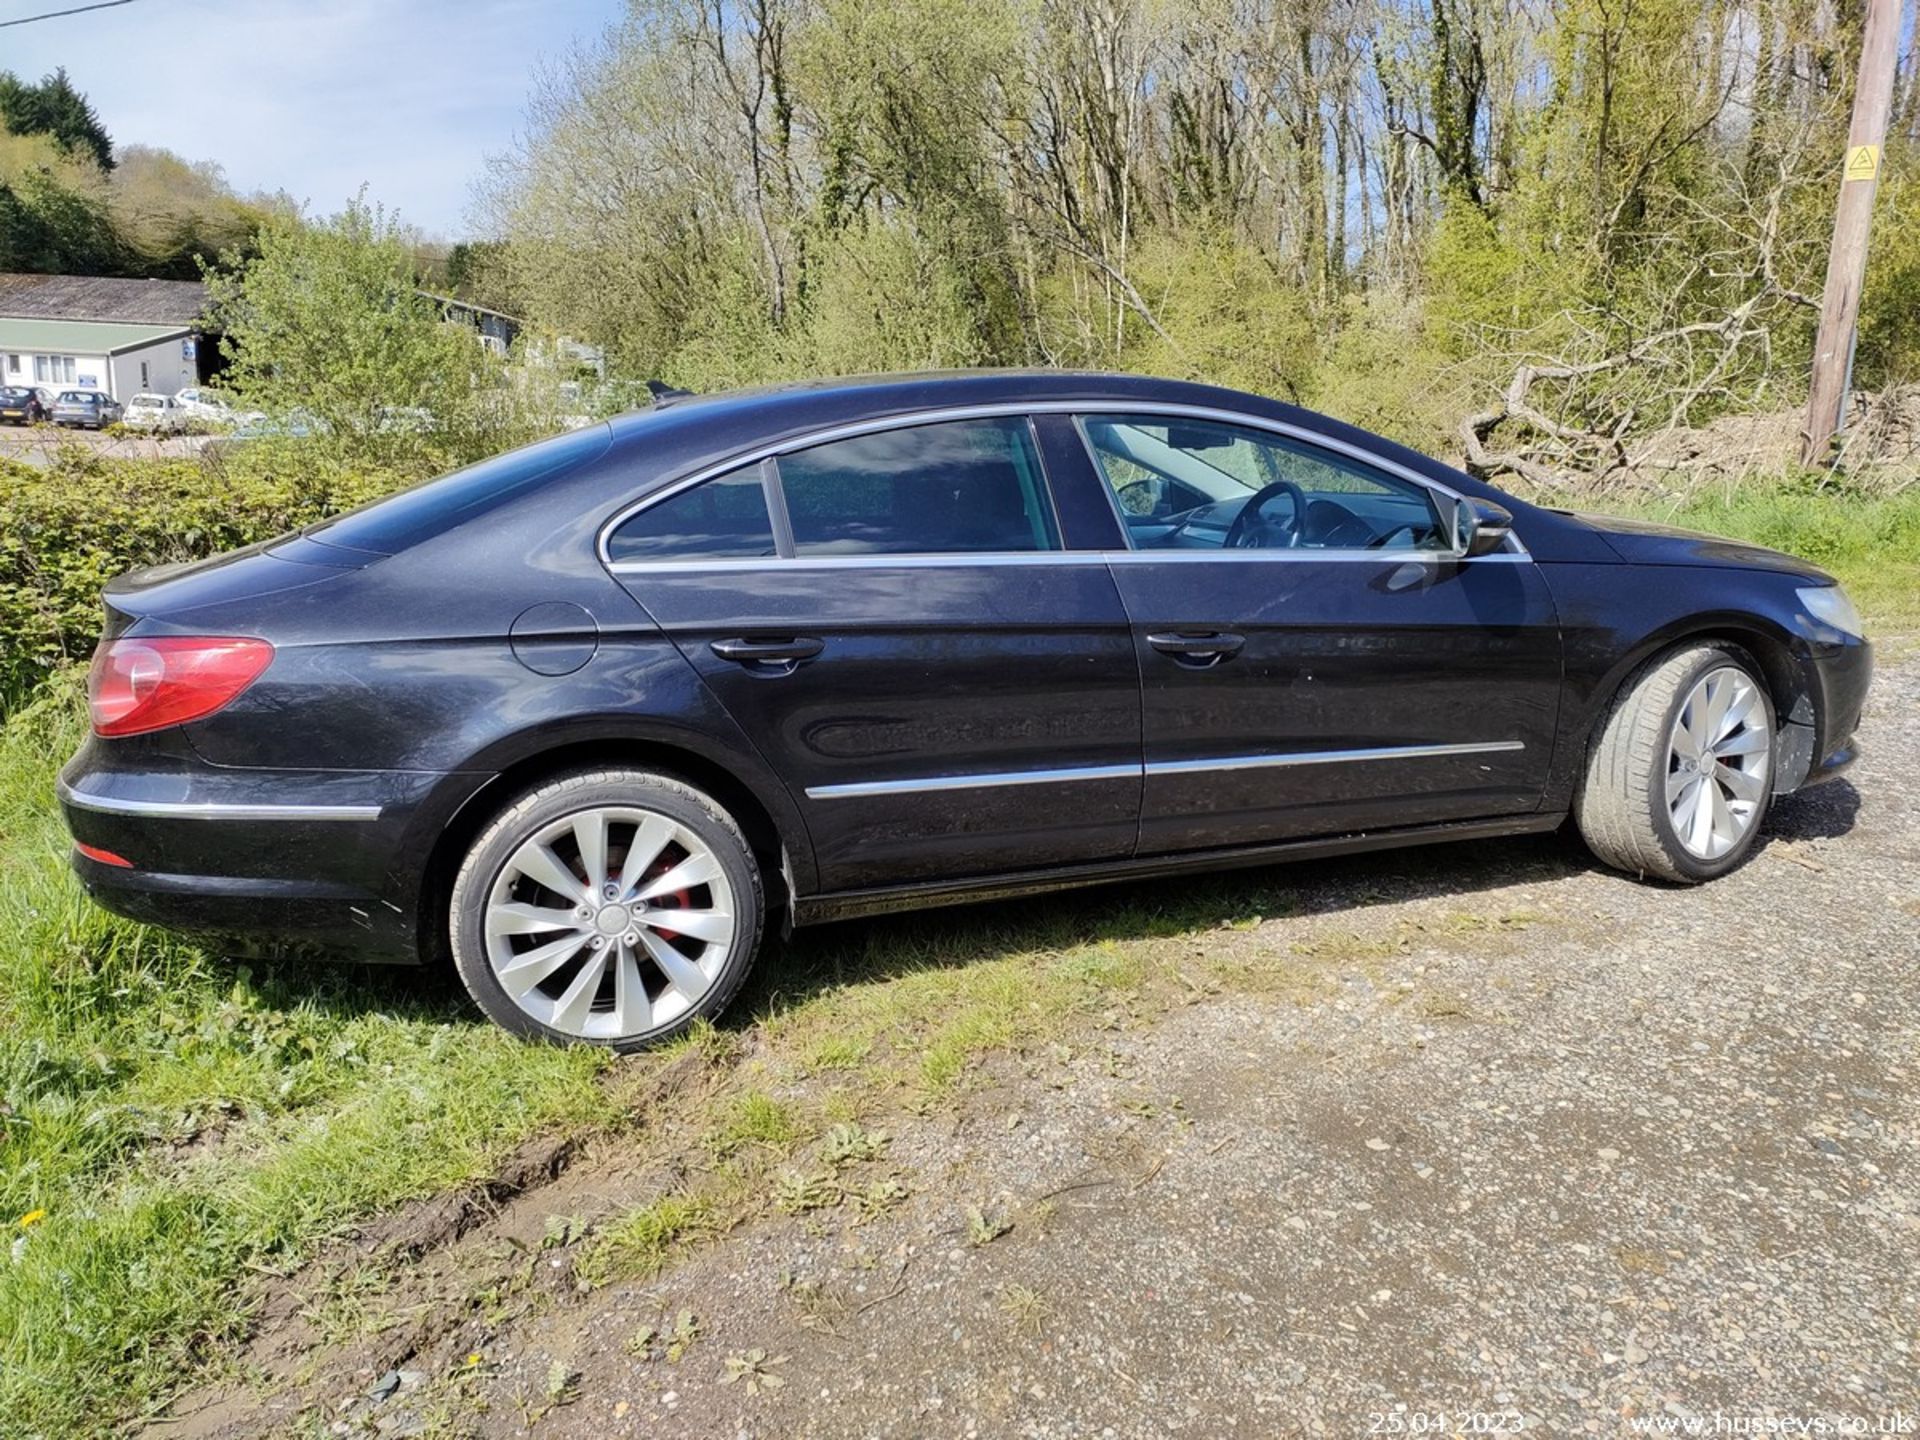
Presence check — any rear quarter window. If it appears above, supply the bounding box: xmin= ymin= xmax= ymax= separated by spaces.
xmin=606 ymin=465 xmax=777 ymax=562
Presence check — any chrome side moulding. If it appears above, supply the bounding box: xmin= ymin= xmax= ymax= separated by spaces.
xmin=1145 ymin=740 xmax=1526 ymax=777
xmin=805 ymin=761 xmax=1139 ymax=801
xmin=803 ymin=740 xmax=1525 ymax=801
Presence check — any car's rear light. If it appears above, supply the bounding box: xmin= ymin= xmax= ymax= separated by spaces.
xmin=87 ymin=636 xmax=274 ymax=737
xmin=75 ymin=842 xmax=133 ymax=868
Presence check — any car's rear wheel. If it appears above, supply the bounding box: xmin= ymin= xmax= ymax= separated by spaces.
xmin=1575 ymin=643 xmax=1775 ymax=883
xmin=448 ymin=768 xmax=763 ymax=1050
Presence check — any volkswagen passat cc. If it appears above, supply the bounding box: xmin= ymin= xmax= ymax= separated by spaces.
xmin=59 ymin=372 xmax=1871 ymax=1050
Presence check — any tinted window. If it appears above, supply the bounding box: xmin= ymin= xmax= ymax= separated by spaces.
xmin=776 ymin=417 xmax=1058 ymax=556
xmin=309 ymin=423 xmax=613 ymax=554
xmin=1081 ymin=415 xmax=1448 ymax=552
xmin=607 ymin=465 xmax=776 ymax=562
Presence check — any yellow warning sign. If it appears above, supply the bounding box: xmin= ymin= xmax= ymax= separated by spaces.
xmin=1845 ymin=144 xmax=1881 ymax=182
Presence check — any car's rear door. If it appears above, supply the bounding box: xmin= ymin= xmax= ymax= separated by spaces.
xmin=1068 ymin=410 xmax=1563 ymax=854
xmin=604 ymin=414 xmax=1142 ymax=891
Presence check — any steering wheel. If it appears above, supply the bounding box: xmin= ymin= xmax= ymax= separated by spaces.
xmin=1223 ymin=479 xmax=1307 ymax=549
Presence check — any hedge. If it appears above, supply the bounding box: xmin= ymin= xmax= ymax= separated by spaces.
xmin=0 ymin=441 xmax=415 ymax=705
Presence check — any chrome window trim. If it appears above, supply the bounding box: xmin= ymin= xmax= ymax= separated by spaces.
xmin=610 ymin=551 xmax=1111 ymax=576
xmin=595 ymin=400 xmax=1532 ymax=567
xmin=58 ymin=780 xmax=382 ymax=822
xmin=606 ymin=549 xmax=1535 ymax=577
xmin=803 ymin=739 xmax=1524 ymax=801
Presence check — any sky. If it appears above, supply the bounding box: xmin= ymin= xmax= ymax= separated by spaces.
xmin=2 ymin=0 xmax=623 ymax=238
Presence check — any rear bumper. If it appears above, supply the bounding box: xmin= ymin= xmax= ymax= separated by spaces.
xmin=57 ymin=755 xmax=479 ymax=964
xmin=68 ymin=847 xmax=398 ymax=962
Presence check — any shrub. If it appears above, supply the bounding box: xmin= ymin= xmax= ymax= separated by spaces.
xmin=0 ymin=442 xmax=415 ymax=704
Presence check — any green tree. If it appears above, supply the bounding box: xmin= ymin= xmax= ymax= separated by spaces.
xmin=109 ymin=146 xmax=269 ymax=278
xmin=203 ymin=194 xmax=536 ymax=469
xmin=0 ymin=68 xmax=114 ymax=170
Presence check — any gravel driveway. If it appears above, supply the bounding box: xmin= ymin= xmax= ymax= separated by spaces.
xmin=163 ymin=652 xmax=1918 ymax=1439
xmin=528 ymin=654 xmax=1916 ymax=1439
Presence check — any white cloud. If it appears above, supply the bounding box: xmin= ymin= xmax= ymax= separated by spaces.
xmin=7 ymin=0 xmax=618 ymax=237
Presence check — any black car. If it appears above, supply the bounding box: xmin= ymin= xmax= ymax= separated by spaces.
xmin=59 ymin=372 xmax=1872 ymax=1050
xmin=0 ymin=385 xmax=52 ymax=424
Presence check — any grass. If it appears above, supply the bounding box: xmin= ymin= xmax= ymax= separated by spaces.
xmin=0 ymin=685 xmax=614 ymax=1437
xmin=0 ymin=478 xmax=1911 ymax=1435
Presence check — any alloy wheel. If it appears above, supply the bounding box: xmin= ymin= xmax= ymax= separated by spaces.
xmin=1665 ymin=666 xmax=1771 ymax=861
xmin=482 ymin=805 xmax=737 ymax=1040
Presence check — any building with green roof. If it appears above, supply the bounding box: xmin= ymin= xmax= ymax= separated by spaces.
xmin=0 ymin=274 xmax=212 ymax=401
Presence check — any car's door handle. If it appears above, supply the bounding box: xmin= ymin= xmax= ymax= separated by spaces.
xmin=1147 ymin=631 xmax=1245 ymax=665
xmin=710 ymin=636 xmax=825 ymax=666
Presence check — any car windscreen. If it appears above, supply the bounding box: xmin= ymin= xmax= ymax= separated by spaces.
xmin=304 ymin=423 xmax=614 ymax=554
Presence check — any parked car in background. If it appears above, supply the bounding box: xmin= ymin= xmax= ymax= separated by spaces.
xmin=173 ymin=387 xmax=263 ymax=428
xmin=227 ymin=407 xmax=324 ymax=441
xmin=0 ymin=385 xmax=54 ymax=424
xmin=122 ymin=393 xmax=183 ymax=433
xmin=172 ymin=387 xmax=231 ymax=422
xmin=58 ymin=371 xmax=1872 ymax=1053
xmin=50 ymin=390 xmax=124 ymax=430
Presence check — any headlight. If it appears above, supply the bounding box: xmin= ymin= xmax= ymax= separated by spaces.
xmin=1796 ymin=584 xmax=1865 ymax=639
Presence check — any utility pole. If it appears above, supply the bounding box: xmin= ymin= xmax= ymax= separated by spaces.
xmin=1802 ymin=0 xmax=1903 ymax=466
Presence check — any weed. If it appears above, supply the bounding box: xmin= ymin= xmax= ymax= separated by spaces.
xmin=721 ymin=1348 xmax=789 ymax=1394
xmin=665 ymin=1309 xmax=701 ymax=1362
xmin=966 ymin=1204 xmax=1011 ymax=1246
xmin=805 ymin=1034 xmax=871 ymax=1071
xmin=773 ymin=1169 xmax=840 ymax=1215
xmin=851 ymin=1177 xmax=909 ymax=1219
xmin=588 ymin=1194 xmax=716 ymax=1279
xmin=998 ymin=1283 xmax=1050 ymax=1336
xmin=706 ymin=1092 xmax=802 ymax=1156
xmin=819 ymin=1122 xmax=888 ymax=1168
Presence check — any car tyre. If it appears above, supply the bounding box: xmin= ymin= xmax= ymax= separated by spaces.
xmin=449 ymin=768 xmax=764 ymax=1051
xmin=1575 ymin=643 xmax=1776 ymax=883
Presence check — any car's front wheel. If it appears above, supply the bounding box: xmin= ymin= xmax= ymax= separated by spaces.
xmin=448 ymin=768 xmax=764 ymax=1050
xmin=1575 ymin=643 xmax=1776 ymax=882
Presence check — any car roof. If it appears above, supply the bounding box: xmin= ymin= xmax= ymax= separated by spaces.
xmin=605 ymin=369 xmax=1229 ymax=431
xmin=306 ymin=369 xmax=1520 ymax=560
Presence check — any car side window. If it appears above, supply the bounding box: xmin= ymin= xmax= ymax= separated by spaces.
xmin=606 ymin=464 xmax=777 ymax=562
xmin=775 ymin=416 xmax=1059 ymax=556
xmin=1080 ymin=414 xmax=1450 ymax=553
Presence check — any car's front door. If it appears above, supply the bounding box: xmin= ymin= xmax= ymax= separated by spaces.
xmin=605 ymin=414 xmax=1142 ymax=891
xmin=1070 ymin=411 xmax=1564 ymax=854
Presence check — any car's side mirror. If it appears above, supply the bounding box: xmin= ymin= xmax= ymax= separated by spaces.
xmin=1456 ymin=497 xmax=1515 ymax=557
